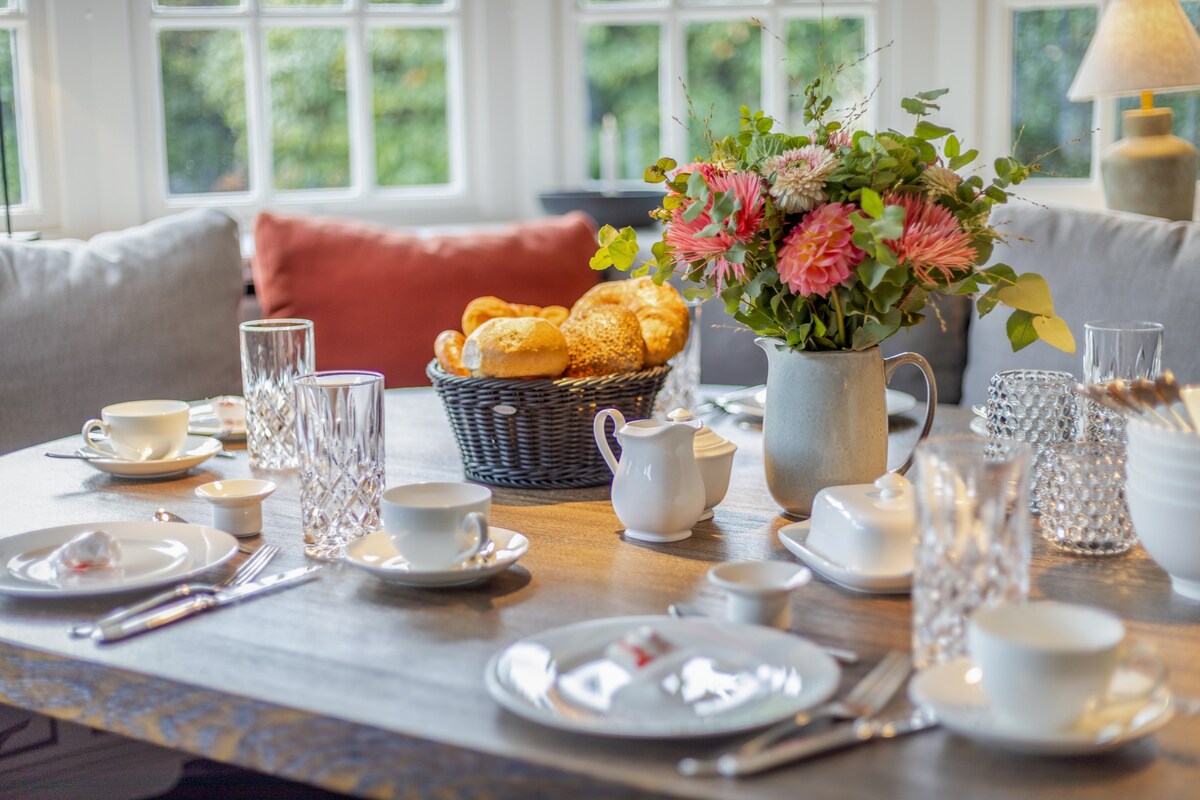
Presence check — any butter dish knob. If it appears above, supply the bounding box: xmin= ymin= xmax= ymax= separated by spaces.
xmin=874 ymin=472 xmax=910 ymax=500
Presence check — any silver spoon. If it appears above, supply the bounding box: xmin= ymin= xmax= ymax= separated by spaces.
xmin=1153 ymin=371 xmax=1195 ymax=433
xmin=154 ymin=509 xmax=255 ymax=555
xmin=667 ymin=603 xmax=859 ymax=665
xmin=44 ymin=452 xmax=102 ymax=460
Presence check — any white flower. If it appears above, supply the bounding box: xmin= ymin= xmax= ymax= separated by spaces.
xmin=920 ymin=164 xmax=962 ymax=199
xmin=764 ymin=145 xmax=839 ymax=213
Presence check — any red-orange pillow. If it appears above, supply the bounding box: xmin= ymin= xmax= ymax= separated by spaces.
xmin=252 ymin=211 xmax=601 ymax=387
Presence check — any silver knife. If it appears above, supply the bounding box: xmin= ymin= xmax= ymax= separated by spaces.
xmin=703 ymin=708 xmax=938 ymax=778
xmin=93 ymin=566 xmax=321 ymax=643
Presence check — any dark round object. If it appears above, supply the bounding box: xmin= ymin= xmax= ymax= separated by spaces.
xmin=537 ymin=189 xmax=665 ymax=229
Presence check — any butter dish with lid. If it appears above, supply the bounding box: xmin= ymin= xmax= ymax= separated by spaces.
xmin=777 ymin=473 xmax=916 ymax=594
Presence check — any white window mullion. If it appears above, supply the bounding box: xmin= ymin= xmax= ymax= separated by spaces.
xmin=347 ymin=9 xmax=371 ymax=198
xmin=245 ymin=13 xmax=272 ymax=206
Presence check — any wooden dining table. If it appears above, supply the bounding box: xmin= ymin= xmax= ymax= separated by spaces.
xmin=0 ymin=389 xmax=1198 ymax=800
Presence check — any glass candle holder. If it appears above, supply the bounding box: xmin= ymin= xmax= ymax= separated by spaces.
xmin=1039 ymin=442 xmax=1136 ymax=556
xmin=240 ymin=319 xmax=315 ymax=470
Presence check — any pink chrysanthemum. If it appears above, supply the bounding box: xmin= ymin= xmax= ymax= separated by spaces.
xmin=763 ymin=145 xmax=839 ymax=213
xmin=666 ymin=169 xmax=765 ymax=286
xmin=777 ymin=203 xmax=865 ymax=298
xmin=884 ymin=194 xmax=977 ymax=283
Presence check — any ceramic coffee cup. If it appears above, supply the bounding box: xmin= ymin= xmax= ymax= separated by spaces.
xmin=968 ymin=602 xmax=1165 ymax=732
xmin=381 ymin=482 xmax=491 ymax=571
xmin=82 ymin=399 xmax=190 ymax=461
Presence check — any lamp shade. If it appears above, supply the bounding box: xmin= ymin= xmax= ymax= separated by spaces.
xmin=1068 ymin=0 xmax=1200 ymax=100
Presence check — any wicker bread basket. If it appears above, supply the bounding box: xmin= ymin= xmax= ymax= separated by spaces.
xmin=427 ymin=360 xmax=670 ymax=488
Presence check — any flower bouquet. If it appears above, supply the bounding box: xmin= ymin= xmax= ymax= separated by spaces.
xmin=591 ymin=87 xmax=1075 ymax=355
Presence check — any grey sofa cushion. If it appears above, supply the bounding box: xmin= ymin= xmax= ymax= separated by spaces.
xmin=961 ymin=204 xmax=1200 ymax=408
xmin=0 ymin=210 xmax=244 ymax=454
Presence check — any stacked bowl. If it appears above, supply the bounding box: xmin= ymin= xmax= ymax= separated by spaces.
xmin=1125 ymin=416 xmax=1200 ymax=600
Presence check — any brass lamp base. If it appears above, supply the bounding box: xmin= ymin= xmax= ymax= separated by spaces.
xmin=1101 ymin=107 xmax=1197 ymax=222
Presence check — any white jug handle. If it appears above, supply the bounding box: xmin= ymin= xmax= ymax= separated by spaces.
xmin=593 ymin=408 xmax=625 ymax=475
xmin=82 ymin=419 xmax=110 ymax=452
xmin=455 ymin=511 xmax=489 ymax=563
xmin=883 ymin=351 xmax=937 ymax=476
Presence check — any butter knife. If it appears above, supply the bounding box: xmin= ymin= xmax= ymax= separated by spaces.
xmin=702 ymin=708 xmax=938 ymax=778
xmin=94 ymin=565 xmax=321 ymax=643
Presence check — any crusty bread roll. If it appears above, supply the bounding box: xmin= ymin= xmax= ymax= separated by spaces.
xmin=461 ymin=317 xmax=569 ymax=379
xmin=570 ymin=277 xmax=689 ymax=366
xmin=561 ymin=307 xmax=645 ymax=378
xmin=538 ymin=305 xmax=569 ymax=327
xmin=434 ymin=330 xmax=470 ymax=376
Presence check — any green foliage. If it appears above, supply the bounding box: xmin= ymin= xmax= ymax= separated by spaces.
xmin=371 ymin=27 xmax=450 ymax=186
xmin=0 ymin=31 xmax=22 ymax=204
xmin=592 ymin=83 xmax=1075 ymax=356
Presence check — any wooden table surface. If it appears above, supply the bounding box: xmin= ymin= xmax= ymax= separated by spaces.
xmin=0 ymin=390 xmax=1198 ymax=800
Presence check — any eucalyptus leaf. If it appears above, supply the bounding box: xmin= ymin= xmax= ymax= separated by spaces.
xmin=915 ymin=120 xmax=954 ymax=140
xmin=996 ymin=273 xmax=1055 ymax=316
xmin=1031 ymin=314 xmax=1077 ymax=353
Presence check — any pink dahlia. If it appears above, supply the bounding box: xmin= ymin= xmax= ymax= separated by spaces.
xmin=777 ymin=202 xmax=865 ymax=298
xmin=666 ymin=168 xmax=765 ymax=286
xmin=826 ymin=128 xmax=855 ymax=151
xmin=884 ymin=194 xmax=977 ymax=283
xmin=763 ymin=145 xmax=839 ymax=213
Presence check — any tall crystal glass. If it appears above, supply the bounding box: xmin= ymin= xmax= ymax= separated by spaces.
xmin=654 ymin=299 xmax=701 ymax=418
xmin=295 ymin=371 xmax=386 ymax=560
xmin=240 ymin=319 xmax=315 ymax=470
xmin=1082 ymin=320 xmax=1164 ymax=444
xmin=912 ymin=436 xmax=1032 ymax=669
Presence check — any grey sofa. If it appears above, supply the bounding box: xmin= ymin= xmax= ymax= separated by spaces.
xmin=0 ymin=210 xmax=244 ymax=454
xmin=700 ymin=203 xmax=1200 ymax=406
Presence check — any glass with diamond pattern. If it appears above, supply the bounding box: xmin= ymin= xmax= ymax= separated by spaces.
xmin=1039 ymin=442 xmax=1135 ymax=556
xmin=1082 ymin=320 xmax=1163 ymax=444
xmin=240 ymin=319 xmax=315 ymax=470
xmin=912 ymin=436 xmax=1032 ymax=670
xmin=986 ymin=369 xmax=1078 ymax=513
xmin=295 ymin=370 xmax=385 ymax=560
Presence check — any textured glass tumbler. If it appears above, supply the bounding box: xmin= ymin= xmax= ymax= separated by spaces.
xmin=240 ymin=319 xmax=315 ymax=470
xmin=986 ymin=369 xmax=1078 ymax=514
xmin=295 ymin=371 xmax=385 ymax=560
xmin=912 ymin=436 xmax=1032 ymax=670
xmin=1082 ymin=320 xmax=1164 ymax=444
xmin=654 ymin=299 xmax=701 ymax=418
xmin=1040 ymin=442 xmax=1136 ymax=556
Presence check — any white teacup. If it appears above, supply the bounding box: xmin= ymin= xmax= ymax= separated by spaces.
xmin=968 ymin=602 xmax=1165 ymax=732
xmin=381 ymin=482 xmax=491 ymax=571
xmin=82 ymin=400 xmax=190 ymax=461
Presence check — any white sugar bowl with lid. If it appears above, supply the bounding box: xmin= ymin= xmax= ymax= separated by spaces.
xmin=668 ymin=408 xmax=737 ymax=520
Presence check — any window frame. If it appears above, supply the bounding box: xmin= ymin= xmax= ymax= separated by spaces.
xmin=0 ymin=0 xmax=55 ymax=230
xmin=133 ymin=0 xmax=471 ymax=222
xmin=561 ymin=0 xmax=881 ymax=191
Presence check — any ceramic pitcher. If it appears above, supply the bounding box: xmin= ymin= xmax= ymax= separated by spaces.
xmin=755 ymin=339 xmax=936 ymax=518
xmin=593 ymin=409 xmax=705 ymax=543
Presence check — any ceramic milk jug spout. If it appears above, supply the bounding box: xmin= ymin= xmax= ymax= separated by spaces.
xmin=593 ymin=409 xmax=706 ymax=543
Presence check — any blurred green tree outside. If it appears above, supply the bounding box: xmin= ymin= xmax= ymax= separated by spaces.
xmin=0 ymin=30 xmax=22 ymax=205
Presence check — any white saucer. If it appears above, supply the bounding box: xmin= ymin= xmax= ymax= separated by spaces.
xmin=777 ymin=520 xmax=912 ymax=594
xmin=714 ymin=386 xmax=916 ymax=419
xmin=485 ymin=615 xmax=840 ymax=738
xmin=0 ymin=521 xmax=238 ymax=597
xmin=909 ymin=657 xmax=1175 ymax=755
xmin=343 ymin=527 xmax=528 ymax=587
xmin=76 ymin=435 xmax=223 ymax=478
xmin=969 ymin=417 xmax=988 ymax=437
xmin=972 ymin=404 xmax=987 ymax=418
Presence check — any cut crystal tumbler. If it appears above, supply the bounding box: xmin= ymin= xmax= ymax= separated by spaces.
xmin=1082 ymin=320 xmax=1163 ymax=444
xmin=240 ymin=319 xmax=315 ymax=470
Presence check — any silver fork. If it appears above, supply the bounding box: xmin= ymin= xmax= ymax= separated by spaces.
xmin=68 ymin=544 xmax=279 ymax=638
xmin=678 ymin=650 xmax=912 ymax=777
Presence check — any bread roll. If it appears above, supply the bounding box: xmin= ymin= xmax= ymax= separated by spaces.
xmin=538 ymin=305 xmax=569 ymax=327
xmin=561 ymin=307 xmax=645 ymax=377
xmin=434 ymin=330 xmax=470 ymax=376
xmin=571 ymin=277 xmax=689 ymax=366
xmin=461 ymin=317 xmax=569 ymax=379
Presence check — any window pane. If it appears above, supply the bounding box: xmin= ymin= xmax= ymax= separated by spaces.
xmin=1011 ymin=6 xmax=1097 ymax=179
xmin=583 ymin=24 xmax=659 ymax=181
xmin=1116 ymin=1 xmax=1200 ymax=175
xmin=267 ymin=27 xmax=350 ymax=190
xmin=0 ymin=30 xmax=20 ymax=205
xmin=160 ymin=29 xmax=249 ymax=195
xmin=786 ymin=16 xmax=868 ymax=131
xmin=371 ymin=27 xmax=450 ymax=186
xmin=156 ymin=1 xmax=241 ymax=8
xmin=685 ymin=20 xmax=761 ymax=159
xmin=371 ymin=1 xmax=450 ymax=6
xmin=264 ymin=1 xmax=345 ymax=7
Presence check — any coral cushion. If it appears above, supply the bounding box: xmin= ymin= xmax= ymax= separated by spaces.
xmin=252 ymin=211 xmax=601 ymax=387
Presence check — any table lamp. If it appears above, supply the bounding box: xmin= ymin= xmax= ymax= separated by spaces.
xmin=1068 ymin=0 xmax=1200 ymax=221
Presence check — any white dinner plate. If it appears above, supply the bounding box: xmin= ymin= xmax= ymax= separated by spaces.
xmin=76 ymin=435 xmax=223 ymax=479
xmin=343 ymin=527 xmax=529 ymax=587
xmin=485 ymin=615 xmax=840 ymax=739
xmin=188 ymin=401 xmax=247 ymax=440
xmin=714 ymin=386 xmax=917 ymax=419
xmin=0 ymin=521 xmax=238 ymax=597
xmin=777 ymin=520 xmax=912 ymax=594
xmin=909 ymin=657 xmax=1175 ymax=756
